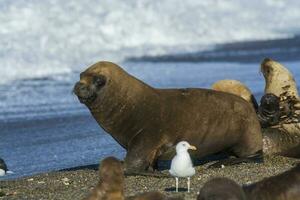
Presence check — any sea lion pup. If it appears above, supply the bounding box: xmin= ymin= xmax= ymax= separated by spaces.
xmin=74 ymin=61 xmax=263 ymax=174
xmin=244 ymin=164 xmax=300 ymax=200
xmin=197 ymin=177 xmax=246 ymax=200
xmin=260 ymin=58 xmax=300 ymax=157
xmin=212 ymin=79 xmax=258 ymax=110
xmin=84 ymin=157 xmax=124 ymax=200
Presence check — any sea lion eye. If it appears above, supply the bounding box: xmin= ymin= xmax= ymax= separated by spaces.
xmin=93 ymin=75 xmax=106 ymax=87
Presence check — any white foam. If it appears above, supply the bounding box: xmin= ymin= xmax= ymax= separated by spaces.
xmin=1 ymin=0 xmax=300 ymax=84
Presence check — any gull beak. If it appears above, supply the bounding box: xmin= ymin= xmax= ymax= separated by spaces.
xmin=188 ymin=145 xmax=197 ymax=150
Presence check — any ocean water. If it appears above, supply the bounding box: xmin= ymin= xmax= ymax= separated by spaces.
xmin=1 ymin=0 xmax=300 ymax=179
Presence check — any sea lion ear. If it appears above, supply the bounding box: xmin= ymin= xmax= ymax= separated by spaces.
xmin=93 ymin=75 xmax=106 ymax=88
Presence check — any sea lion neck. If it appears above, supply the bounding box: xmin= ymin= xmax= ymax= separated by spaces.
xmin=87 ymin=65 xmax=159 ymax=149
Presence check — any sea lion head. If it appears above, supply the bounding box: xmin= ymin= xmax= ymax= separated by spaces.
xmin=73 ymin=61 xmax=123 ymax=105
xmin=197 ymin=177 xmax=246 ymax=200
xmin=84 ymin=157 xmax=124 ymax=200
xmin=99 ymin=156 xmax=124 ymax=186
xmin=73 ymin=62 xmax=116 ymax=105
xmin=260 ymin=58 xmax=299 ymax=98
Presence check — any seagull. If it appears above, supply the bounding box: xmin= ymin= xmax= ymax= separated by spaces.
xmin=169 ymin=141 xmax=197 ymax=192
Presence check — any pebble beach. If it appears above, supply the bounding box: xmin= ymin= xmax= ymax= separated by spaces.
xmin=1 ymin=155 xmax=298 ymax=200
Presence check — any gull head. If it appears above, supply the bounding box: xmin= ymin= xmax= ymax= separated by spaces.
xmin=176 ymin=141 xmax=197 ymax=154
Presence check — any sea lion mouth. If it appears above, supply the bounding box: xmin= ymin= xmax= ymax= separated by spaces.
xmin=73 ymin=82 xmax=97 ymax=104
xmin=73 ymin=74 xmax=107 ymax=105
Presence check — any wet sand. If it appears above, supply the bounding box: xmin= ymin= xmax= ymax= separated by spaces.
xmin=0 ymin=155 xmax=299 ymax=200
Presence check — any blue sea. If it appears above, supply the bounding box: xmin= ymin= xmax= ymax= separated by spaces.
xmin=0 ymin=0 xmax=300 ymax=180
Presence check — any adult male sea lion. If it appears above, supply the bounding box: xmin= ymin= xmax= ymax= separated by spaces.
xmin=74 ymin=61 xmax=263 ymax=174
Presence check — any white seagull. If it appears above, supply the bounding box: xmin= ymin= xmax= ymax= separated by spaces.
xmin=169 ymin=141 xmax=197 ymax=192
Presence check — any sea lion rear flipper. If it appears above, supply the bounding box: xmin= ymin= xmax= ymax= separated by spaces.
xmin=207 ymin=151 xmax=263 ymax=168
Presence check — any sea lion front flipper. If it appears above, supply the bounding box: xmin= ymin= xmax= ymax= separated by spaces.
xmin=207 ymin=151 xmax=264 ymax=168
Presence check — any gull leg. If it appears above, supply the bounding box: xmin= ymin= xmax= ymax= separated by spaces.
xmin=175 ymin=177 xmax=179 ymax=192
xmin=187 ymin=177 xmax=190 ymax=192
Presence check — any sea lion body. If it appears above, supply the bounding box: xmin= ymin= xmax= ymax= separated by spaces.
xmin=198 ymin=177 xmax=246 ymax=200
xmin=74 ymin=62 xmax=262 ymax=173
xmin=197 ymin=164 xmax=300 ymax=200
xmin=244 ymin=164 xmax=300 ymax=200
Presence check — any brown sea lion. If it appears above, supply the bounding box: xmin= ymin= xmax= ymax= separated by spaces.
xmin=244 ymin=164 xmax=300 ymax=200
xmin=74 ymin=61 xmax=263 ymax=174
xmin=212 ymin=79 xmax=258 ymax=110
xmin=84 ymin=157 xmax=124 ymax=200
xmin=197 ymin=164 xmax=300 ymax=200
xmin=197 ymin=177 xmax=246 ymax=200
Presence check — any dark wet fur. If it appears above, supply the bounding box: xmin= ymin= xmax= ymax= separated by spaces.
xmin=0 ymin=158 xmax=7 ymax=172
xmin=198 ymin=177 xmax=246 ymax=200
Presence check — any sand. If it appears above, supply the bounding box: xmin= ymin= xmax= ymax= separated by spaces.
xmin=0 ymin=155 xmax=299 ymax=200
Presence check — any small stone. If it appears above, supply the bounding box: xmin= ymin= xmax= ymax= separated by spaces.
xmin=27 ymin=178 xmax=34 ymax=181
xmin=221 ymin=165 xmax=225 ymax=168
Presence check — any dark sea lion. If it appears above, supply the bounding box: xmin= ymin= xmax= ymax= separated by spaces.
xmin=212 ymin=79 xmax=258 ymax=110
xmin=244 ymin=164 xmax=300 ymax=200
xmin=197 ymin=164 xmax=300 ymax=200
xmin=74 ymin=61 xmax=263 ymax=174
xmin=84 ymin=157 xmax=124 ymax=200
xmin=197 ymin=177 xmax=246 ymax=200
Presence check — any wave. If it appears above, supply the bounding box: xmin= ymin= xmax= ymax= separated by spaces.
xmin=1 ymin=0 xmax=300 ymax=84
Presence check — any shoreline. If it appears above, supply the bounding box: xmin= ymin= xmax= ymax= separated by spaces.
xmin=1 ymin=155 xmax=299 ymax=200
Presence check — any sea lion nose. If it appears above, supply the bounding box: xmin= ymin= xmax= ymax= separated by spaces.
xmin=74 ymin=82 xmax=88 ymax=96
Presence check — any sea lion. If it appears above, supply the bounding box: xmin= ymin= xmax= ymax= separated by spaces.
xmin=211 ymin=58 xmax=300 ymax=157
xmin=84 ymin=157 xmax=124 ymax=200
xmin=197 ymin=164 xmax=300 ymax=200
xmin=197 ymin=177 xmax=246 ymax=200
xmin=212 ymin=79 xmax=258 ymax=110
xmin=244 ymin=164 xmax=300 ymax=200
xmin=260 ymin=58 xmax=300 ymax=157
xmin=74 ymin=61 xmax=263 ymax=174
